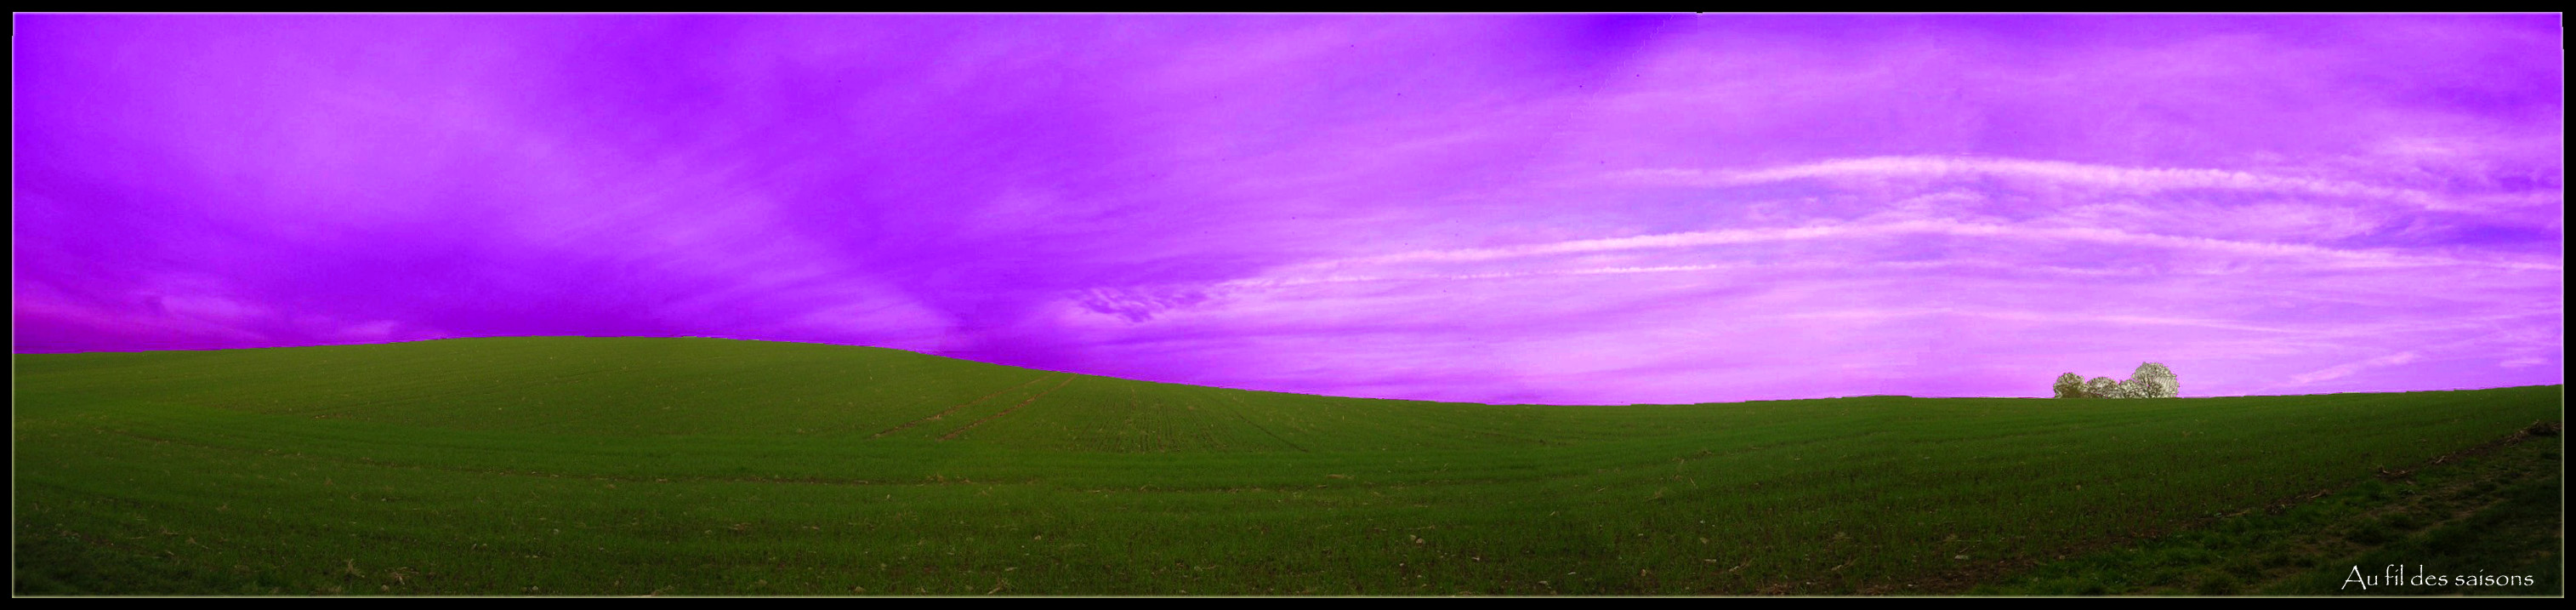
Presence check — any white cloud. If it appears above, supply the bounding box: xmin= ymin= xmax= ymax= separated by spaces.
xmin=2289 ymin=351 xmax=2425 ymax=385
xmin=1613 ymin=155 xmax=2468 ymax=211
xmin=1266 ymin=218 xmax=2556 ymax=278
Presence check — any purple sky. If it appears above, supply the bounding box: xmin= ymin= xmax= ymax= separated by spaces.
xmin=13 ymin=14 xmax=2563 ymax=404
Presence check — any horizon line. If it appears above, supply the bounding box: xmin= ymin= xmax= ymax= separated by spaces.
xmin=14 ymin=334 xmax=2562 ymax=408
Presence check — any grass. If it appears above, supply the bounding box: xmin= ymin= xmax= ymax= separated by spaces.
xmin=11 ymin=336 xmax=2564 ymax=596
xmin=1971 ymin=421 xmax=2562 ymax=596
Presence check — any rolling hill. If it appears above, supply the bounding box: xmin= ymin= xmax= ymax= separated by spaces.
xmin=13 ymin=337 xmax=2562 ymax=595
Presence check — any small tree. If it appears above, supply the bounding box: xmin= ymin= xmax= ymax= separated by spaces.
xmin=2053 ymin=373 xmax=2088 ymax=398
xmin=2125 ymin=362 xmax=2179 ymax=398
xmin=2083 ymin=376 xmax=2123 ymax=399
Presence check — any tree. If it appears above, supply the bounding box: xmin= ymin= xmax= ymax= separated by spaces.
xmin=2083 ymin=376 xmax=2123 ymax=399
xmin=2053 ymin=373 xmax=2088 ymax=398
xmin=2125 ymin=362 xmax=2179 ymax=398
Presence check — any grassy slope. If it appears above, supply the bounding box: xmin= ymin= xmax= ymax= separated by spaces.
xmin=1975 ymin=423 xmax=2562 ymax=596
xmin=12 ymin=337 xmax=2564 ymax=596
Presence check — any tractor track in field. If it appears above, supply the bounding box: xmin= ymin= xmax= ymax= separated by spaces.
xmin=1222 ymin=394 xmax=1309 ymax=453
xmin=870 ymin=373 xmax=1055 ymax=439
xmin=940 ymin=374 xmax=1077 ymax=441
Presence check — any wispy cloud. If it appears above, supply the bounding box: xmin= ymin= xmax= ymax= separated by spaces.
xmin=1260 ymin=218 xmax=2556 ymax=278
xmin=1613 ymin=156 xmax=2476 ymax=210
xmin=2289 ymin=351 xmax=2425 ymax=385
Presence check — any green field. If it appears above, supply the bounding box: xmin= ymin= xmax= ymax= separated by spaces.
xmin=12 ymin=337 xmax=2562 ymax=596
